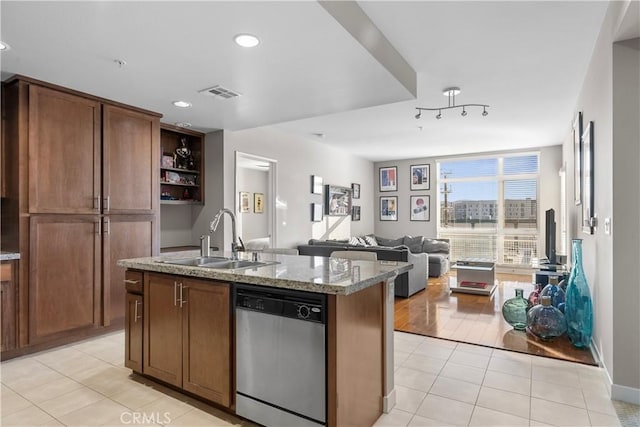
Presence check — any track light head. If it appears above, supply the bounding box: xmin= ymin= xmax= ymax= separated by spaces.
xmin=436 ymin=111 xmax=442 ymax=120
xmin=461 ymin=108 xmax=467 ymax=117
xmin=415 ymin=111 xmax=422 ymax=119
xmin=482 ymin=107 xmax=488 ymax=117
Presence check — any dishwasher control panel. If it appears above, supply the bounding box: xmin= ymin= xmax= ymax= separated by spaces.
xmin=235 ymin=285 xmax=326 ymax=324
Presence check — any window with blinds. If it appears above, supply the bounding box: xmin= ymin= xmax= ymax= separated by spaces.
xmin=438 ymin=154 xmax=539 ymax=267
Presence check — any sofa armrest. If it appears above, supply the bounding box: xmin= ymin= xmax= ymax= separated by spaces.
xmin=405 ymin=252 xmax=428 ymax=296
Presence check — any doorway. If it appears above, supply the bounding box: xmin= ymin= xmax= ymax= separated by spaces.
xmin=234 ymin=152 xmax=277 ymax=248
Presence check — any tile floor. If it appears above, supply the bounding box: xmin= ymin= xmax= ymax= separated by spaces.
xmin=1 ymin=330 xmax=624 ymax=426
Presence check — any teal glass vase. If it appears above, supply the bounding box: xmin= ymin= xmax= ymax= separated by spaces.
xmin=527 ymin=296 xmax=567 ymax=341
xmin=502 ymin=288 xmax=532 ymax=330
xmin=565 ymin=239 xmax=593 ymax=348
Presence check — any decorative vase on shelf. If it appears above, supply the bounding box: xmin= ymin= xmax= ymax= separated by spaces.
xmin=527 ymin=296 xmax=567 ymax=341
xmin=502 ymin=288 xmax=533 ymax=331
xmin=528 ymin=283 xmax=543 ymax=306
xmin=541 ymin=276 xmax=566 ymax=313
xmin=565 ymin=239 xmax=593 ymax=348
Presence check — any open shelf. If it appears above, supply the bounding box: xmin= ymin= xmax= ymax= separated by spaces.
xmin=161 ymin=200 xmax=204 ymax=205
xmin=161 ymin=166 xmax=200 ymax=175
xmin=160 ymin=124 xmax=205 ymax=204
xmin=160 ymin=182 xmax=200 ymax=188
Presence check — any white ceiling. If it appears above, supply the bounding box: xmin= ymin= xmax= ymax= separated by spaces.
xmin=1 ymin=1 xmax=616 ymax=161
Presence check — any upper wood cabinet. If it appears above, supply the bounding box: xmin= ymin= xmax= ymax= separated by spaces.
xmin=28 ymin=85 xmax=101 ymax=214
xmin=103 ymin=105 xmax=160 ymax=214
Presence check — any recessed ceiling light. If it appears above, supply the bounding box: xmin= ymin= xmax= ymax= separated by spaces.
xmin=172 ymin=101 xmax=192 ymax=108
xmin=234 ymin=34 xmax=260 ymax=48
xmin=175 ymin=122 xmax=192 ymax=128
xmin=0 ymin=41 xmax=10 ymax=51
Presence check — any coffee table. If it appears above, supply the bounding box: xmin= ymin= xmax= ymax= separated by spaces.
xmin=451 ymin=257 xmax=496 ymax=296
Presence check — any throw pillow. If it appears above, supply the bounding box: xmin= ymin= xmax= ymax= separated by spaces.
xmin=376 ymin=236 xmax=404 ymax=247
xmin=423 ymin=239 xmax=450 ymax=253
xmin=363 ymin=235 xmax=378 ymax=246
xmin=403 ymin=235 xmax=424 ymax=253
xmin=349 ymin=236 xmax=366 ymax=246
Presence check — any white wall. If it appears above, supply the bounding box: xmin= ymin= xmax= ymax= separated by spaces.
xmin=237 ymin=167 xmax=269 ymax=241
xmin=562 ymin=0 xmax=639 ymax=401
xmin=373 ymin=147 xmax=562 ymax=246
xmin=219 ymin=126 xmax=374 ymax=250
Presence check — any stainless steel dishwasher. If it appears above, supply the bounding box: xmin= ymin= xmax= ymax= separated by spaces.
xmin=235 ymin=284 xmax=326 ymax=426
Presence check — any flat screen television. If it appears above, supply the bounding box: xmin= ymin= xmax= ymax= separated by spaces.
xmin=545 ymin=208 xmax=556 ymax=265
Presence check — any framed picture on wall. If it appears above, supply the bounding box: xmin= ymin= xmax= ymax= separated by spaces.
xmin=311 ymin=203 xmax=323 ymax=222
xmin=352 ymin=205 xmax=361 ymax=221
xmin=311 ymin=175 xmax=323 ymax=194
xmin=573 ymin=111 xmax=583 ymax=205
xmin=254 ymin=193 xmax=264 ymax=213
xmin=410 ymin=164 xmax=430 ymax=191
xmin=325 ymin=185 xmax=352 ymax=216
xmin=410 ymin=195 xmax=430 ymax=221
xmin=582 ymin=121 xmax=595 ymax=234
xmin=239 ymin=192 xmax=250 ymax=213
xmin=380 ymin=196 xmax=398 ymax=221
xmin=352 ymin=183 xmax=361 ymax=199
xmin=379 ymin=166 xmax=397 ymax=192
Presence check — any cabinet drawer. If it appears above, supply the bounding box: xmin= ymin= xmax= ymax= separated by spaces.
xmin=124 ymin=271 xmax=143 ymax=293
xmin=0 ymin=263 xmax=13 ymax=282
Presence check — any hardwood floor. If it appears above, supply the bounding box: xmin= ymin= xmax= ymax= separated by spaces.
xmin=394 ymin=271 xmax=597 ymax=365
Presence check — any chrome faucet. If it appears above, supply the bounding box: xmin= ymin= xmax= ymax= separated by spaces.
xmin=210 ymin=208 xmax=239 ymax=260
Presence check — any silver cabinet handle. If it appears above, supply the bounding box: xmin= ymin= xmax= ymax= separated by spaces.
xmin=103 ymin=218 xmax=110 ymax=235
xmin=174 ymin=281 xmax=178 ymax=306
xmin=103 ymin=196 xmax=110 ymax=212
xmin=179 ymin=284 xmax=187 ymax=308
xmin=95 ymin=220 xmax=102 ymax=235
xmin=94 ymin=195 xmax=101 ymax=211
xmin=123 ymin=279 xmax=140 ymax=285
xmin=134 ymin=300 xmax=139 ymax=323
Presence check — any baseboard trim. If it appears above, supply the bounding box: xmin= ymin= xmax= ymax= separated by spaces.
xmin=612 ymin=384 xmax=640 ymax=405
xmin=383 ymin=388 xmax=396 ymax=414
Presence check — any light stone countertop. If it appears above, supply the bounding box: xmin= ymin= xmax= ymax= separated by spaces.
xmin=117 ymin=250 xmax=412 ymax=295
xmin=0 ymin=251 xmax=20 ymax=261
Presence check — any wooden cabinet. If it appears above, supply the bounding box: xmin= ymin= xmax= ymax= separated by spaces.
xmin=1 ymin=261 xmax=18 ymax=352
xmin=160 ymin=125 xmax=205 ymax=205
xmin=29 ymin=216 xmax=101 ymax=344
xmin=104 ymin=215 xmax=157 ymax=325
xmin=143 ymin=272 xmax=231 ymax=407
xmin=28 ymin=85 xmax=102 ymax=214
xmin=125 ymin=270 xmax=144 ymax=373
xmin=1 ymin=76 xmax=161 ymax=357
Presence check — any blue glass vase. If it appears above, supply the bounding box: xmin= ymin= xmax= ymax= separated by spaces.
xmin=541 ymin=276 xmax=566 ymax=313
xmin=527 ymin=296 xmax=567 ymax=341
xmin=502 ymin=288 xmax=532 ymax=330
xmin=565 ymin=239 xmax=593 ymax=348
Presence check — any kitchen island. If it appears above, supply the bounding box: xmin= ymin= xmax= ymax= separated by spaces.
xmin=118 ymin=250 xmax=411 ymax=427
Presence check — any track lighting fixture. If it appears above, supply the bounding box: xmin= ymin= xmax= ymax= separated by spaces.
xmin=414 ymin=87 xmax=489 ymax=120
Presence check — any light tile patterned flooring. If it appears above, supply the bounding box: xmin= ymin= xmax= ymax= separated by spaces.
xmin=1 ymin=330 xmax=623 ymax=426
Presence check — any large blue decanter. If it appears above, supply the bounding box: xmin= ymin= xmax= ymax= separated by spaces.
xmin=565 ymin=239 xmax=593 ymax=348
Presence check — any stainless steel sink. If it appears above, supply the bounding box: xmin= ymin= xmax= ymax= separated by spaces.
xmin=158 ymin=256 xmax=229 ymax=266
xmin=200 ymin=260 xmax=274 ymax=270
xmin=158 ymin=257 xmax=276 ymax=270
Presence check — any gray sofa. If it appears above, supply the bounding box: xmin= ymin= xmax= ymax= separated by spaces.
xmin=375 ymin=235 xmax=451 ymax=277
xmin=297 ymin=240 xmax=428 ymax=298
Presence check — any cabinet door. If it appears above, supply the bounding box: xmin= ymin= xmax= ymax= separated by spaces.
xmin=125 ymin=293 xmax=143 ymax=373
xmin=1 ymin=262 xmax=17 ymax=352
xmin=29 ymin=216 xmax=101 ymax=344
xmin=28 ymin=85 xmax=101 ymax=214
xmin=144 ymin=273 xmax=182 ymax=386
xmin=182 ymin=279 xmax=231 ymax=407
xmin=103 ymin=215 xmax=157 ymax=325
xmin=103 ymin=105 xmax=159 ymax=214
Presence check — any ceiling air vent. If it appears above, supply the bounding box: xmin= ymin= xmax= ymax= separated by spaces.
xmin=199 ymin=85 xmax=242 ymax=99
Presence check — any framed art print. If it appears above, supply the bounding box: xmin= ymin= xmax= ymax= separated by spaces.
xmin=254 ymin=193 xmax=264 ymax=213
xmin=410 ymin=164 xmax=430 ymax=191
xmin=351 ymin=183 xmax=360 ymax=199
xmin=351 ymin=205 xmax=361 ymax=221
xmin=380 ymin=196 xmax=397 ymax=221
xmin=573 ymin=111 xmax=583 ymax=205
xmin=582 ymin=121 xmax=595 ymax=234
xmin=311 ymin=203 xmax=323 ymax=222
xmin=379 ymin=166 xmax=397 ymax=192
xmin=311 ymin=175 xmax=323 ymax=194
xmin=325 ymin=185 xmax=352 ymax=216
xmin=410 ymin=195 xmax=430 ymax=221
xmin=239 ymin=192 xmax=250 ymax=213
